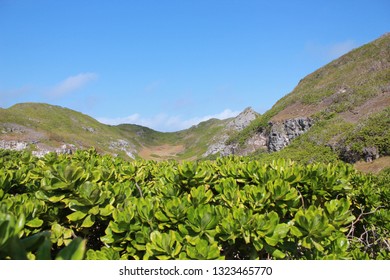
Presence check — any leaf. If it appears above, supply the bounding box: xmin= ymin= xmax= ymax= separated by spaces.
xmin=35 ymin=236 xmax=52 ymax=260
xmin=311 ymin=239 xmax=324 ymax=252
xmin=15 ymin=214 xmax=26 ymax=234
xmin=64 ymin=165 xmax=84 ymax=183
xmin=264 ymin=223 xmax=289 ymax=246
xmin=88 ymin=205 xmax=100 ymax=215
xmin=20 ymin=231 xmax=51 ymax=252
xmin=79 ymin=181 xmax=100 ymax=205
xmin=155 ymin=211 xmax=169 ymax=222
xmin=99 ymin=204 xmax=115 ymax=217
xmin=67 ymin=211 xmax=87 ymax=222
xmin=48 ymin=194 xmax=66 ymax=203
xmin=186 ymin=239 xmax=222 ymax=260
xmin=147 ymin=230 xmax=182 ymax=259
xmin=290 ymin=225 xmax=303 ymax=237
xmin=7 ymin=236 xmax=28 ymax=260
xmin=81 ymin=214 xmax=95 ymax=228
xmin=56 ymin=237 xmax=86 ymax=260
xmin=269 ymin=248 xmax=284 ymax=260
xmin=26 ymin=217 xmax=44 ymax=228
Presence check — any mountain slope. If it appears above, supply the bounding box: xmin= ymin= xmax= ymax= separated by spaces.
xmin=0 ymin=103 xmax=256 ymax=160
xmin=118 ymin=117 xmax=231 ymax=160
xmin=227 ymin=33 xmax=390 ymax=169
xmin=1 ymin=33 xmax=389 ymax=167
xmin=0 ymin=103 xmax=138 ymax=158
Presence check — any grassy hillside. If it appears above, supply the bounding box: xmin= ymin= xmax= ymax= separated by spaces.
xmin=0 ymin=102 xmax=232 ymax=160
xmin=0 ymin=103 xmax=137 ymax=158
xmin=118 ymin=117 xmax=230 ymax=161
xmin=229 ymin=33 xmax=389 ymax=145
xmin=228 ymin=33 xmax=390 ymax=171
xmin=1 ymin=34 xmax=388 ymax=166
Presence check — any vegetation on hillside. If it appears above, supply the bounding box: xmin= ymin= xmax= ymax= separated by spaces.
xmin=228 ymin=33 xmax=390 ymax=150
xmin=342 ymin=108 xmax=390 ymax=157
xmin=0 ymin=103 xmax=233 ymax=161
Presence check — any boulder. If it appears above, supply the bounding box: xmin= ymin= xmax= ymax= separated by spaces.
xmin=268 ymin=118 xmax=314 ymax=152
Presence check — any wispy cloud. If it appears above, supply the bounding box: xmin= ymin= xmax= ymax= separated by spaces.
xmin=97 ymin=109 xmax=240 ymax=132
xmin=305 ymin=39 xmax=357 ymax=61
xmin=47 ymin=72 xmax=98 ymax=98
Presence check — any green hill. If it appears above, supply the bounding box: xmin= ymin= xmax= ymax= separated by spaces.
xmin=226 ymin=33 xmax=390 ymax=171
xmin=0 ymin=103 xmax=138 ymax=158
xmin=0 ymin=33 xmax=389 ymax=169
xmin=0 ymin=102 xmax=236 ymax=160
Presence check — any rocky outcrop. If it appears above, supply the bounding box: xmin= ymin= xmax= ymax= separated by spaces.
xmin=0 ymin=140 xmax=78 ymax=157
xmin=363 ymin=147 xmax=380 ymax=162
xmin=0 ymin=140 xmax=29 ymax=151
xmin=234 ymin=130 xmax=268 ymax=155
xmin=109 ymin=139 xmax=136 ymax=159
xmin=268 ymin=117 xmax=314 ymax=152
xmin=206 ymin=116 xmax=315 ymax=157
xmin=0 ymin=137 xmax=136 ymax=159
xmin=335 ymin=145 xmax=381 ymax=164
xmin=203 ymin=107 xmax=259 ymax=157
xmin=226 ymin=107 xmax=259 ymax=131
xmin=56 ymin=144 xmax=77 ymax=155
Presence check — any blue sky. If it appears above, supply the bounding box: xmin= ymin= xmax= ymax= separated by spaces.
xmin=0 ymin=0 xmax=389 ymax=131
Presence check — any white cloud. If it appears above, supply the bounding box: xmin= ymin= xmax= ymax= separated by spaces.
xmin=97 ymin=114 xmax=141 ymax=126
xmin=305 ymin=40 xmax=357 ymax=61
xmin=97 ymin=109 xmax=240 ymax=132
xmin=47 ymin=72 xmax=98 ymax=97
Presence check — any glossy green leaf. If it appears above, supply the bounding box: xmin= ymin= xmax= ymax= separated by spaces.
xmin=81 ymin=214 xmax=95 ymax=228
xmin=186 ymin=238 xmax=222 ymax=259
xmin=26 ymin=217 xmax=43 ymax=228
xmin=67 ymin=211 xmax=87 ymax=222
xmin=55 ymin=237 xmax=86 ymax=260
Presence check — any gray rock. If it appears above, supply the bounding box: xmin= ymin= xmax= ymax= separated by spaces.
xmin=0 ymin=140 xmax=28 ymax=151
xmin=226 ymin=107 xmax=259 ymax=131
xmin=203 ymin=107 xmax=259 ymax=157
xmin=338 ymin=146 xmax=361 ymax=163
xmin=82 ymin=126 xmax=96 ymax=133
xmin=268 ymin=118 xmax=314 ymax=152
xmin=56 ymin=144 xmax=77 ymax=155
xmin=363 ymin=147 xmax=380 ymax=162
xmin=109 ymin=139 xmax=136 ymax=159
xmin=205 ymin=115 xmax=314 ymax=157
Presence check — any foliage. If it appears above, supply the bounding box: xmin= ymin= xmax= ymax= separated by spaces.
xmin=0 ymin=149 xmax=389 ymax=259
xmin=342 ymin=108 xmax=390 ymax=156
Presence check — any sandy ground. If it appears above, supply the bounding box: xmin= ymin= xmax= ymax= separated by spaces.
xmin=354 ymin=156 xmax=390 ymax=174
xmin=138 ymin=144 xmax=185 ymax=160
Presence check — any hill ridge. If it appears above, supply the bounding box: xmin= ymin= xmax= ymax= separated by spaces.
xmin=1 ymin=33 xmax=389 ymax=169
xmin=224 ymin=33 xmax=389 ymax=168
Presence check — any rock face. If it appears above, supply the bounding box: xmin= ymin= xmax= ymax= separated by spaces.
xmin=203 ymin=107 xmax=259 ymax=157
xmin=363 ymin=147 xmax=380 ymax=162
xmin=336 ymin=145 xmax=381 ymax=164
xmin=56 ymin=144 xmax=77 ymax=155
xmin=205 ymin=116 xmax=315 ymax=157
xmin=0 ymin=140 xmax=29 ymax=151
xmin=268 ymin=118 xmax=314 ymax=152
xmin=226 ymin=107 xmax=259 ymax=131
xmin=235 ymin=130 xmax=268 ymax=155
xmin=0 ymin=140 xmax=78 ymax=157
xmin=109 ymin=139 xmax=136 ymax=159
